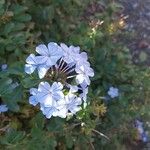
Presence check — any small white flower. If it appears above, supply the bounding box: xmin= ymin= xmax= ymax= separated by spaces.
xmin=60 ymin=43 xmax=80 ymax=64
xmin=37 ymin=82 xmax=64 ymax=106
xmin=36 ymin=42 xmax=63 ymax=67
xmin=107 ymin=87 xmax=119 ymax=98
xmin=66 ymin=94 xmax=82 ymax=114
xmin=76 ymin=52 xmax=90 ymax=67
xmin=58 ymin=93 xmax=82 ymax=115
xmin=53 ymin=106 xmax=68 ymax=118
xmin=75 ymin=65 xmax=94 ymax=85
xmin=0 ymin=104 xmax=8 ymax=113
xmin=25 ymin=54 xmax=49 ymax=79
xmin=40 ymin=105 xmax=58 ymax=119
xmin=1 ymin=64 xmax=7 ymax=71
xmin=29 ymin=88 xmax=39 ymax=106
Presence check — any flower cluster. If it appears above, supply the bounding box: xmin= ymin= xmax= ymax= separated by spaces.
xmin=25 ymin=42 xmax=94 ymax=119
xmin=135 ymin=119 xmax=149 ymax=142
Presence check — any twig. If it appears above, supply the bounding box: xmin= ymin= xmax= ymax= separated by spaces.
xmin=88 ymin=140 xmax=95 ymax=150
xmin=92 ymin=129 xmax=110 ymax=140
xmin=0 ymin=125 xmax=9 ymax=132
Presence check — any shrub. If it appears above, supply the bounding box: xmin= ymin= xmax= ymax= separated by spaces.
xmin=0 ymin=0 xmax=150 ymax=149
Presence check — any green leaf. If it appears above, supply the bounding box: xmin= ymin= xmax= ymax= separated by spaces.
xmin=11 ymin=4 xmax=28 ymax=15
xmin=0 ymin=0 xmax=5 ymax=5
xmin=0 ymin=129 xmax=25 ymax=145
xmin=31 ymin=112 xmax=45 ymax=129
xmin=44 ymin=6 xmax=54 ymax=21
xmin=22 ymin=77 xmax=40 ymax=88
xmin=66 ymin=134 xmax=74 ymax=148
xmin=3 ymin=22 xmax=15 ymax=35
xmin=3 ymin=86 xmax=23 ymax=111
xmin=12 ymin=23 xmax=26 ymax=31
xmin=139 ymin=51 xmax=147 ymax=62
xmin=8 ymin=62 xmax=24 ymax=76
xmin=47 ymin=118 xmax=65 ymax=132
xmin=31 ymin=127 xmax=44 ymax=138
xmin=0 ymin=78 xmax=13 ymax=95
xmin=14 ymin=14 xmax=31 ymax=22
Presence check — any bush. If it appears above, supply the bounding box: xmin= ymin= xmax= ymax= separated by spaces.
xmin=0 ymin=0 xmax=150 ymax=149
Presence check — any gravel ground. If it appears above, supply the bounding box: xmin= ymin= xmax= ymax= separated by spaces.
xmin=118 ymin=0 xmax=150 ymax=65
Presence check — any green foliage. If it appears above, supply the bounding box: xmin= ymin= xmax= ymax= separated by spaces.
xmin=0 ymin=0 xmax=150 ymax=149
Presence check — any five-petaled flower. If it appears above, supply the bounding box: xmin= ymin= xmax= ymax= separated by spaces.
xmin=25 ymin=54 xmax=49 ymax=79
xmin=107 ymin=87 xmax=119 ymax=98
xmin=36 ymin=42 xmax=63 ymax=67
xmin=0 ymin=104 xmax=8 ymax=113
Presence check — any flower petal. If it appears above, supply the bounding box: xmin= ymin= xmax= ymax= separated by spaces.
xmin=36 ymin=44 xmax=49 ymax=56
xmin=29 ymin=95 xmax=38 ymax=106
xmin=51 ymin=82 xmax=63 ymax=92
xmin=38 ymin=82 xmax=51 ymax=93
xmin=37 ymin=66 xmax=49 ymax=79
xmin=0 ymin=105 xmax=8 ymax=113
xmin=25 ymin=64 xmax=36 ymax=74
xmin=26 ymin=54 xmax=36 ymax=64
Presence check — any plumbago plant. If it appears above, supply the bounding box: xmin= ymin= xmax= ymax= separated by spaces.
xmin=0 ymin=0 xmax=150 ymax=149
xmin=25 ymin=42 xmax=94 ymax=119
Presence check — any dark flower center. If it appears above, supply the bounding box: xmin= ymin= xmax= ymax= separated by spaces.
xmin=45 ymin=59 xmax=76 ymax=85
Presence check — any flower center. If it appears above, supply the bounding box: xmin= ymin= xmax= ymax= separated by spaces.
xmin=45 ymin=59 xmax=76 ymax=85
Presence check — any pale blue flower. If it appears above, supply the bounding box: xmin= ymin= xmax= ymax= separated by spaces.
xmin=29 ymin=88 xmax=39 ymax=106
xmin=1 ymin=64 xmax=7 ymax=71
xmin=0 ymin=104 xmax=8 ymax=113
xmin=58 ymin=93 xmax=82 ymax=116
xmin=54 ymin=107 xmax=69 ymax=118
xmin=37 ymin=82 xmax=64 ymax=106
xmin=107 ymin=87 xmax=119 ymax=98
xmin=141 ymin=132 xmax=148 ymax=142
xmin=41 ymin=103 xmax=69 ymax=119
xmin=40 ymin=105 xmax=58 ymax=119
xmin=135 ymin=119 xmax=149 ymax=142
xmin=75 ymin=65 xmax=94 ymax=85
xmin=65 ymin=93 xmax=82 ymax=114
xmin=60 ymin=43 xmax=80 ymax=64
xmin=25 ymin=54 xmax=49 ymax=79
xmin=36 ymin=42 xmax=63 ymax=67
xmin=76 ymin=52 xmax=90 ymax=67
